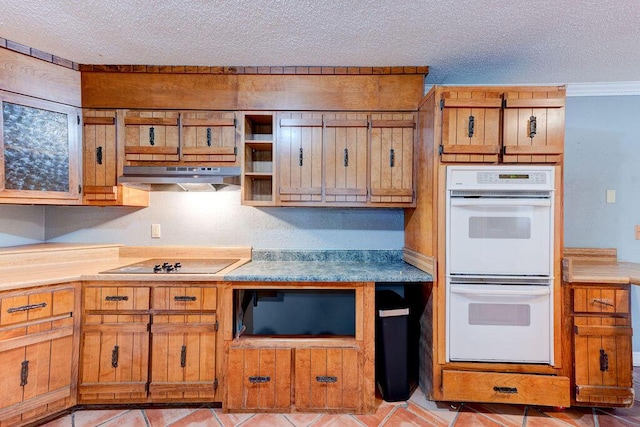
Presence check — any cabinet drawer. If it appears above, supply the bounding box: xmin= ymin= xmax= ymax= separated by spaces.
xmin=152 ymin=287 xmax=216 ymax=311
xmin=441 ymin=370 xmax=570 ymax=406
xmin=0 ymin=288 xmax=74 ymax=326
xmin=84 ymin=287 xmax=150 ymax=311
xmin=573 ymin=287 xmax=629 ymax=314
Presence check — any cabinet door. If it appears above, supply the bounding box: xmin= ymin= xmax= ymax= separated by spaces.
xmin=323 ymin=113 xmax=368 ymax=204
xmin=294 ymin=347 xmax=360 ymax=411
xmin=182 ymin=111 xmax=237 ymax=164
xmin=227 ymin=347 xmax=292 ymax=410
xmin=370 ymin=113 xmax=415 ymax=204
xmin=124 ymin=110 xmax=180 ymax=164
xmin=277 ymin=113 xmax=323 ymax=203
xmin=0 ymin=91 xmax=80 ymax=203
xmin=149 ymin=314 xmax=217 ymax=401
xmin=83 ymin=110 xmax=119 ymax=203
xmin=573 ymin=316 xmax=633 ymax=406
xmin=502 ymin=90 xmax=564 ymax=163
xmin=439 ymin=90 xmax=502 ymax=163
xmin=79 ymin=319 xmax=150 ymax=403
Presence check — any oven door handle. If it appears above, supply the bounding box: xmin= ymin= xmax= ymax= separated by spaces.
xmin=450 ymin=287 xmax=550 ymax=297
xmin=450 ymin=198 xmax=551 ymax=207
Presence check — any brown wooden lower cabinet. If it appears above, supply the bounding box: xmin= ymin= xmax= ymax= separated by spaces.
xmin=441 ymin=370 xmax=570 ymax=407
xmin=571 ymin=284 xmax=634 ymax=407
xmin=226 ymin=347 xmax=292 ymax=411
xmin=0 ymin=283 xmax=78 ymax=427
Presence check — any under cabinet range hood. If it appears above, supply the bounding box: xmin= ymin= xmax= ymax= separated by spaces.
xmin=118 ymin=166 xmax=241 ymax=190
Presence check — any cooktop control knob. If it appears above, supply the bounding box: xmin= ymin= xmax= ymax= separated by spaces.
xmin=174 ymin=262 xmax=182 ymax=270
xmin=153 ymin=264 xmax=162 ymax=273
xmin=165 ymin=265 xmax=175 ymax=272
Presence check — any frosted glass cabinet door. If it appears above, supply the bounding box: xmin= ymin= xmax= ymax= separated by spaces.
xmin=0 ymin=91 xmax=80 ymax=203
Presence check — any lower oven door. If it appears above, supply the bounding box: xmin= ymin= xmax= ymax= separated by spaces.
xmin=447 ymin=281 xmax=552 ymax=364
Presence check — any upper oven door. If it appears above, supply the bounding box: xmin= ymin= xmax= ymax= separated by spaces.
xmin=447 ymin=196 xmax=553 ymax=276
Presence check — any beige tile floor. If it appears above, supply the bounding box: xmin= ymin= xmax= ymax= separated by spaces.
xmin=40 ymin=368 xmax=640 ymax=426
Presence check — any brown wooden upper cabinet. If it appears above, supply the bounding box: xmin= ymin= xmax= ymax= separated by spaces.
xmin=0 ymin=91 xmax=81 ymax=205
xmin=123 ymin=110 xmax=238 ymax=166
xmin=439 ymin=87 xmax=565 ymax=164
xmin=275 ymin=112 xmax=415 ymax=207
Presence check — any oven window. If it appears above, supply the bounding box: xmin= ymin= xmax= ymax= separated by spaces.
xmin=469 ymin=217 xmax=531 ymax=239
xmin=468 ymin=303 xmax=530 ymax=326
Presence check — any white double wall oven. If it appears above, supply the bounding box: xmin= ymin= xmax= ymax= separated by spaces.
xmin=445 ymin=165 xmax=555 ymax=364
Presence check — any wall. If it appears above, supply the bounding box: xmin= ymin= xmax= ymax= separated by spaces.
xmin=44 ymin=190 xmax=405 ymax=250
xmin=564 ymin=94 xmax=640 ymax=351
xmin=0 ymin=205 xmax=45 ymax=246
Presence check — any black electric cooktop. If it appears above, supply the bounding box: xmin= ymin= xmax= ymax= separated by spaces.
xmin=100 ymin=258 xmax=239 ymax=274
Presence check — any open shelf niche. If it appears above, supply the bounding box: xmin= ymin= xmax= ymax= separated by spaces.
xmin=241 ymin=112 xmax=275 ymax=205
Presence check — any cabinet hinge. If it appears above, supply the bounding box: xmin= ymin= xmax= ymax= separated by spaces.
xmin=501 ymin=98 xmax=507 ymax=109
xmin=233 ymin=118 xmax=237 ymax=127
xmin=213 ymin=378 xmax=219 ymax=391
xmin=233 ymin=146 xmax=238 ymax=156
xmin=438 ymin=144 xmax=444 ymax=156
xmin=78 ymin=185 xmax=82 ymax=194
xmin=77 ymin=115 xmax=80 ymax=125
xmin=214 ymin=320 xmax=219 ymax=332
xmin=439 ymin=99 xmax=444 ymax=110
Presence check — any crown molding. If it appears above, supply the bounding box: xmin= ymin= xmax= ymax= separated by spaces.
xmin=567 ymin=82 xmax=640 ymax=97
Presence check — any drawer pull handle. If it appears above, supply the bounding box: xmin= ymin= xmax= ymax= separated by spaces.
xmin=111 ymin=345 xmax=119 ymax=368
xmin=7 ymin=302 xmax=47 ymax=313
xmin=493 ymin=386 xmax=518 ymax=394
xmin=248 ymin=376 xmax=271 ymax=384
xmin=592 ymin=298 xmax=614 ymax=307
xmin=468 ymin=115 xmax=475 ymax=137
xmin=600 ymin=348 xmax=609 ymax=372
xmin=180 ymin=345 xmax=187 ymax=368
xmin=20 ymin=360 xmax=29 ymax=387
xmin=389 ymin=148 xmax=395 ymax=167
xmin=299 ymin=147 xmax=304 ymax=166
xmin=174 ymin=296 xmax=197 ymax=302
xmin=149 ymin=127 xmax=155 ymax=145
xmin=528 ymin=116 xmax=537 ymax=138
xmin=105 ymin=296 xmax=129 ymax=302
xmin=96 ymin=146 xmax=103 ymax=165
xmin=206 ymin=127 xmax=212 ymax=146
xmin=316 ymin=375 xmax=338 ymax=383
xmin=344 ymin=148 xmax=349 ymax=167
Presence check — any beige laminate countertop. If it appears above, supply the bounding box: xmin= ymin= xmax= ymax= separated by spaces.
xmin=0 ymin=243 xmax=251 ymax=291
xmin=563 ymin=248 xmax=640 ymax=285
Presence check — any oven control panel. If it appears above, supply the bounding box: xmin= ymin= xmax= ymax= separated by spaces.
xmin=447 ymin=165 xmax=555 ymax=191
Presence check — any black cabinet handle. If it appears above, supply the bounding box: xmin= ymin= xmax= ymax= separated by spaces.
xmin=528 ymin=116 xmax=537 ymax=138
xmin=105 ymin=296 xmax=129 ymax=302
xmin=111 ymin=345 xmax=119 ymax=368
xmin=20 ymin=360 xmax=29 ymax=387
xmin=316 ymin=375 xmax=338 ymax=383
xmin=390 ymin=148 xmax=395 ymax=168
xmin=248 ymin=376 xmax=271 ymax=383
xmin=180 ymin=345 xmax=187 ymax=368
xmin=149 ymin=127 xmax=155 ymax=146
xmin=7 ymin=302 xmax=47 ymax=314
xmin=206 ymin=127 xmax=212 ymax=147
xmin=493 ymin=386 xmax=517 ymax=394
xmin=174 ymin=296 xmax=197 ymax=302
xmin=96 ymin=146 xmax=103 ymax=165
xmin=592 ymin=298 xmax=614 ymax=307
xmin=299 ymin=147 xmax=304 ymax=166
xmin=344 ymin=148 xmax=349 ymax=167
xmin=600 ymin=348 xmax=609 ymax=372
xmin=468 ymin=115 xmax=475 ymax=137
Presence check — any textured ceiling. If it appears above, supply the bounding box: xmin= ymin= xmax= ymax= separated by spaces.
xmin=2 ymin=0 xmax=639 ymax=84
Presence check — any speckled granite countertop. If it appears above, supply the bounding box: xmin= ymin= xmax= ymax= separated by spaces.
xmin=224 ymin=250 xmax=432 ymax=282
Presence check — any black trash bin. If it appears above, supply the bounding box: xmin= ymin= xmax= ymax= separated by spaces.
xmin=375 ymin=289 xmax=410 ymax=401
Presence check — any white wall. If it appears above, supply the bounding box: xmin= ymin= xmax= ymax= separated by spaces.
xmin=564 ymin=93 xmax=640 ymax=351
xmin=0 ymin=205 xmax=45 ymax=247
xmin=44 ymin=190 xmax=405 ymax=250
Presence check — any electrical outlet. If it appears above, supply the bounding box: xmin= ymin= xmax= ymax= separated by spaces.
xmin=606 ymin=189 xmax=616 ymax=203
xmin=151 ymin=224 xmax=161 ymax=238
xmin=635 ymin=225 xmax=640 ymax=240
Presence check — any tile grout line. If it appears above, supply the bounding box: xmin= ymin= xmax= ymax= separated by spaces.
xmin=141 ymin=408 xmax=152 ymax=427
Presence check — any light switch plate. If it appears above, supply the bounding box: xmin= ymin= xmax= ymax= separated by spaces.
xmin=606 ymin=189 xmax=616 ymax=203
xmin=151 ymin=224 xmax=161 ymax=238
